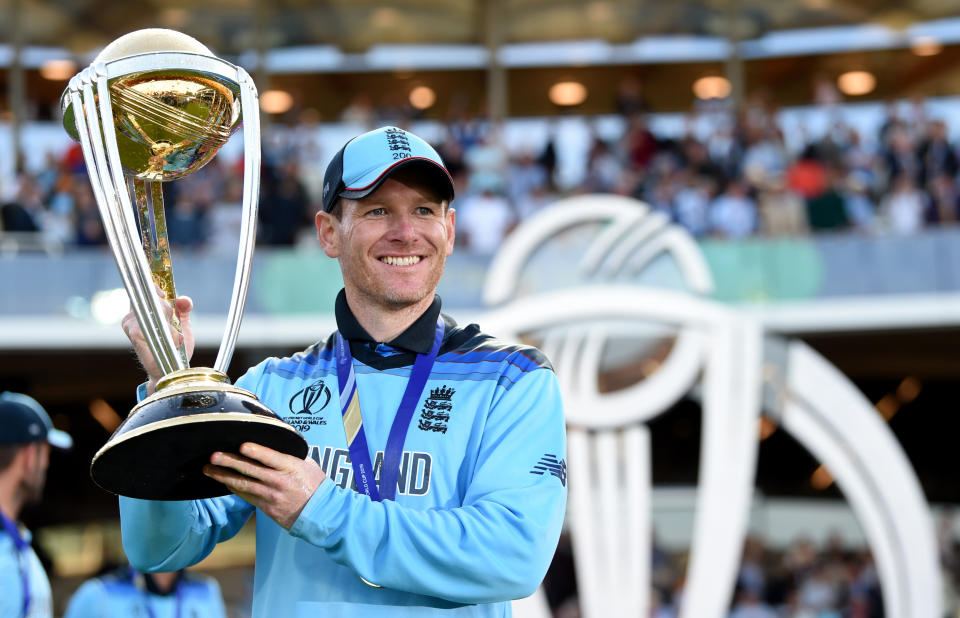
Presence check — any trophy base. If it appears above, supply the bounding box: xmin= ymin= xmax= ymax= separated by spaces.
xmin=91 ymin=369 xmax=308 ymax=500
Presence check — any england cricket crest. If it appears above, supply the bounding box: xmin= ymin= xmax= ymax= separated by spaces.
xmin=490 ymin=196 xmax=939 ymax=618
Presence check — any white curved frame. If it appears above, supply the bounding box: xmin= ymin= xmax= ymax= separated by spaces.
xmin=486 ymin=294 xmax=762 ymax=618
xmin=779 ymin=340 xmax=939 ymax=618
xmin=497 ymin=196 xmax=940 ymax=618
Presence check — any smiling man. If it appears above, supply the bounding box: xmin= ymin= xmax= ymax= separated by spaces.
xmin=119 ymin=126 xmax=567 ymax=618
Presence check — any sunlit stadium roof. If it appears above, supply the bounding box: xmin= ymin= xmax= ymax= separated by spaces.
xmin=5 ymin=2 xmax=960 ymax=122
xmin=5 ymin=0 xmax=960 ymax=55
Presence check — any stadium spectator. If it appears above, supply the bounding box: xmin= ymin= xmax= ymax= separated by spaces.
xmin=841 ymin=171 xmax=877 ymax=234
xmin=583 ymin=137 xmax=623 ymax=194
xmin=43 ymin=172 xmax=78 ymax=246
xmin=258 ymin=160 xmax=311 ymax=246
xmin=1 ymin=173 xmax=43 ymax=233
xmin=73 ymin=184 xmax=106 ymax=247
xmin=622 ymin=113 xmax=659 ymax=172
xmin=463 ymin=131 xmax=508 ymax=195
xmin=881 ymin=122 xmax=921 ymax=192
xmin=879 ymin=173 xmax=927 ymax=235
xmin=673 ymin=171 xmax=714 ymax=238
xmin=165 ymin=195 xmax=208 ymax=248
xmin=458 ymin=187 xmax=517 ymax=255
xmin=806 ymin=168 xmax=850 ymax=232
xmin=0 ymin=392 xmax=72 ymax=618
xmin=206 ymin=176 xmax=245 ymax=255
xmin=757 ymin=174 xmax=809 ymax=237
xmin=927 ymin=173 xmax=960 ymax=225
xmin=786 ymin=147 xmax=828 ymax=201
xmin=918 ymin=119 xmax=958 ymax=187
xmin=507 ymin=149 xmax=550 ymax=214
xmin=64 ymin=566 xmax=227 ymax=618
xmin=710 ymin=177 xmax=757 ymax=239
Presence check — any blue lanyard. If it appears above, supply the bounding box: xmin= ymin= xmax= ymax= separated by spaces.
xmin=334 ymin=317 xmax=444 ymax=502
xmin=129 ymin=568 xmax=183 ymax=618
xmin=0 ymin=510 xmax=30 ymax=618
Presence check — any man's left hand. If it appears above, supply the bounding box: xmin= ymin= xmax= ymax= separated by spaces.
xmin=203 ymin=442 xmax=327 ymax=530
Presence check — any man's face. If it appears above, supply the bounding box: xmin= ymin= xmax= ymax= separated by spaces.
xmin=21 ymin=442 xmax=49 ymax=505
xmin=316 ymin=172 xmax=455 ymax=311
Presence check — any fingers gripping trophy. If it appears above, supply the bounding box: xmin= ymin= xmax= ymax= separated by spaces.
xmin=62 ymin=29 xmax=307 ymax=500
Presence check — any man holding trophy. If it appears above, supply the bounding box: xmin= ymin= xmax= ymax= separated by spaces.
xmin=65 ymin=29 xmax=567 ymax=617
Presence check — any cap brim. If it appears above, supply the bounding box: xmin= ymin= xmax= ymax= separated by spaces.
xmin=340 ymin=157 xmax=455 ymax=203
xmin=48 ymin=429 xmax=73 ymax=450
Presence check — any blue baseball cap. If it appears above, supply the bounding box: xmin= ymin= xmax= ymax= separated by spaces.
xmin=0 ymin=392 xmax=72 ymax=449
xmin=321 ymin=126 xmax=455 ymax=213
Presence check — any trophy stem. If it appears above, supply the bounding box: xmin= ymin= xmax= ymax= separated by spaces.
xmin=133 ymin=178 xmax=188 ymax=367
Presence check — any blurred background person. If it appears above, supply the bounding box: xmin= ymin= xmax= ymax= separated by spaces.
xmin=64 ymin=566 xmax=227 ymax=618
xmin=0 ymin=392 xmax=72 ymax=618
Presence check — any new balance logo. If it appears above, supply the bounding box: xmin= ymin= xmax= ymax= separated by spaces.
xmin=531 ymin=454 xmax=567 ymax=487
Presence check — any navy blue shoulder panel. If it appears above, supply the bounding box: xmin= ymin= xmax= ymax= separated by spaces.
xmin=443 ymin=322 xmax=554 ymax=373
xmin=260 ymin=318 xmax=553 ymax=377
xmin=263 ymin=339 xmax=335 ymax=377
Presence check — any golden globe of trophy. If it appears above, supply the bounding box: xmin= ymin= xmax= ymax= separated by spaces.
xmin=62 ymin=29 xmax=307 ymax=500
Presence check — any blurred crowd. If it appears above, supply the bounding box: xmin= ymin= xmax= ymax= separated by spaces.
xmin=722 ymin=536 xmax=882 ymax=618
xmin=547 ymin=532 xmax=906 ymax=618
xmin=542 ymin=509 xmax=960 ymax=618
xmin=2 ymin=88 xmax=960 ymax=255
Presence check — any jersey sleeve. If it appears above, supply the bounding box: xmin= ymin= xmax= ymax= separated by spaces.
xmin=118 ymin=360 xmax=271 ymax=572
xmin=119 ymin=494 xmax=253 ymax=573
xmin=0 ymin=544 xmax=24 ymax=618
xmin=289 ymin=366 xmax=567 ymax=604
xmin=63 ymin=580 xmax=106 ymax=618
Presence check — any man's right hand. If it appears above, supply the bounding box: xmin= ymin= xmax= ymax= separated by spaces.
xmin=121 ymin=295 xmax=195 ymax=395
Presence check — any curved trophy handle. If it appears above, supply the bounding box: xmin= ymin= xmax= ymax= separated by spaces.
xmin=68 ymin=66 xmax=185 ymax=376
xmin=214 ymin=66 xmax=260 ymax=375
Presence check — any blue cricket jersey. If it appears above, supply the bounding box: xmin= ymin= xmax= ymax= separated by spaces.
xmin=0 ymin=524 xmax=52 ymax=618
xmin=63 ymin=568 xmax=227 ymax=618
xmin=120 ymin=293 xmax=567 ymax=618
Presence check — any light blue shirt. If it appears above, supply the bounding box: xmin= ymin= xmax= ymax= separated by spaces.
xmin=0 ymin=526 xmax=53 ymax=618
xmin=120 ymin=320 xmax=567 ymax=618
xmin=63 ymin=570 xmax=227 ymax=618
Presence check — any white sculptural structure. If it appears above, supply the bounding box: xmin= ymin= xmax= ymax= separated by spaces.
xmin=496 ymin=195 xmax=939 ymax=618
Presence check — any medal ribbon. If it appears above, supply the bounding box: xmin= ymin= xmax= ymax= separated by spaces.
xmin=0 ymin=510 xmax=30 ymax=618
xmin=335 ymin=317 xmax=444 ymax=502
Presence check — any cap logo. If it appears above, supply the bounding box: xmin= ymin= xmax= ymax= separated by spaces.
xmin=29 ymin=423 xmax=41 ymax=436
xmin=385 ymin=128 xmax=412 ymax=158
xmin=323 ymin=181 xmax=330 ymax=199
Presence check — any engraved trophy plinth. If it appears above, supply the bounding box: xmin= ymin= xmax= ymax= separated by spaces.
xmin=63 ymin=29 xmax=307 ymax=500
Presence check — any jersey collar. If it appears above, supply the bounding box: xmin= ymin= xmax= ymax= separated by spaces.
xmin=334 ymin=289 xmax=443 ymax=355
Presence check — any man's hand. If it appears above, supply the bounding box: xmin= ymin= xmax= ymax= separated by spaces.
xmin=203 ymin=442 xmax=327 ymax=530
xmin=121 ymin=294 xmax=195 ymax=394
